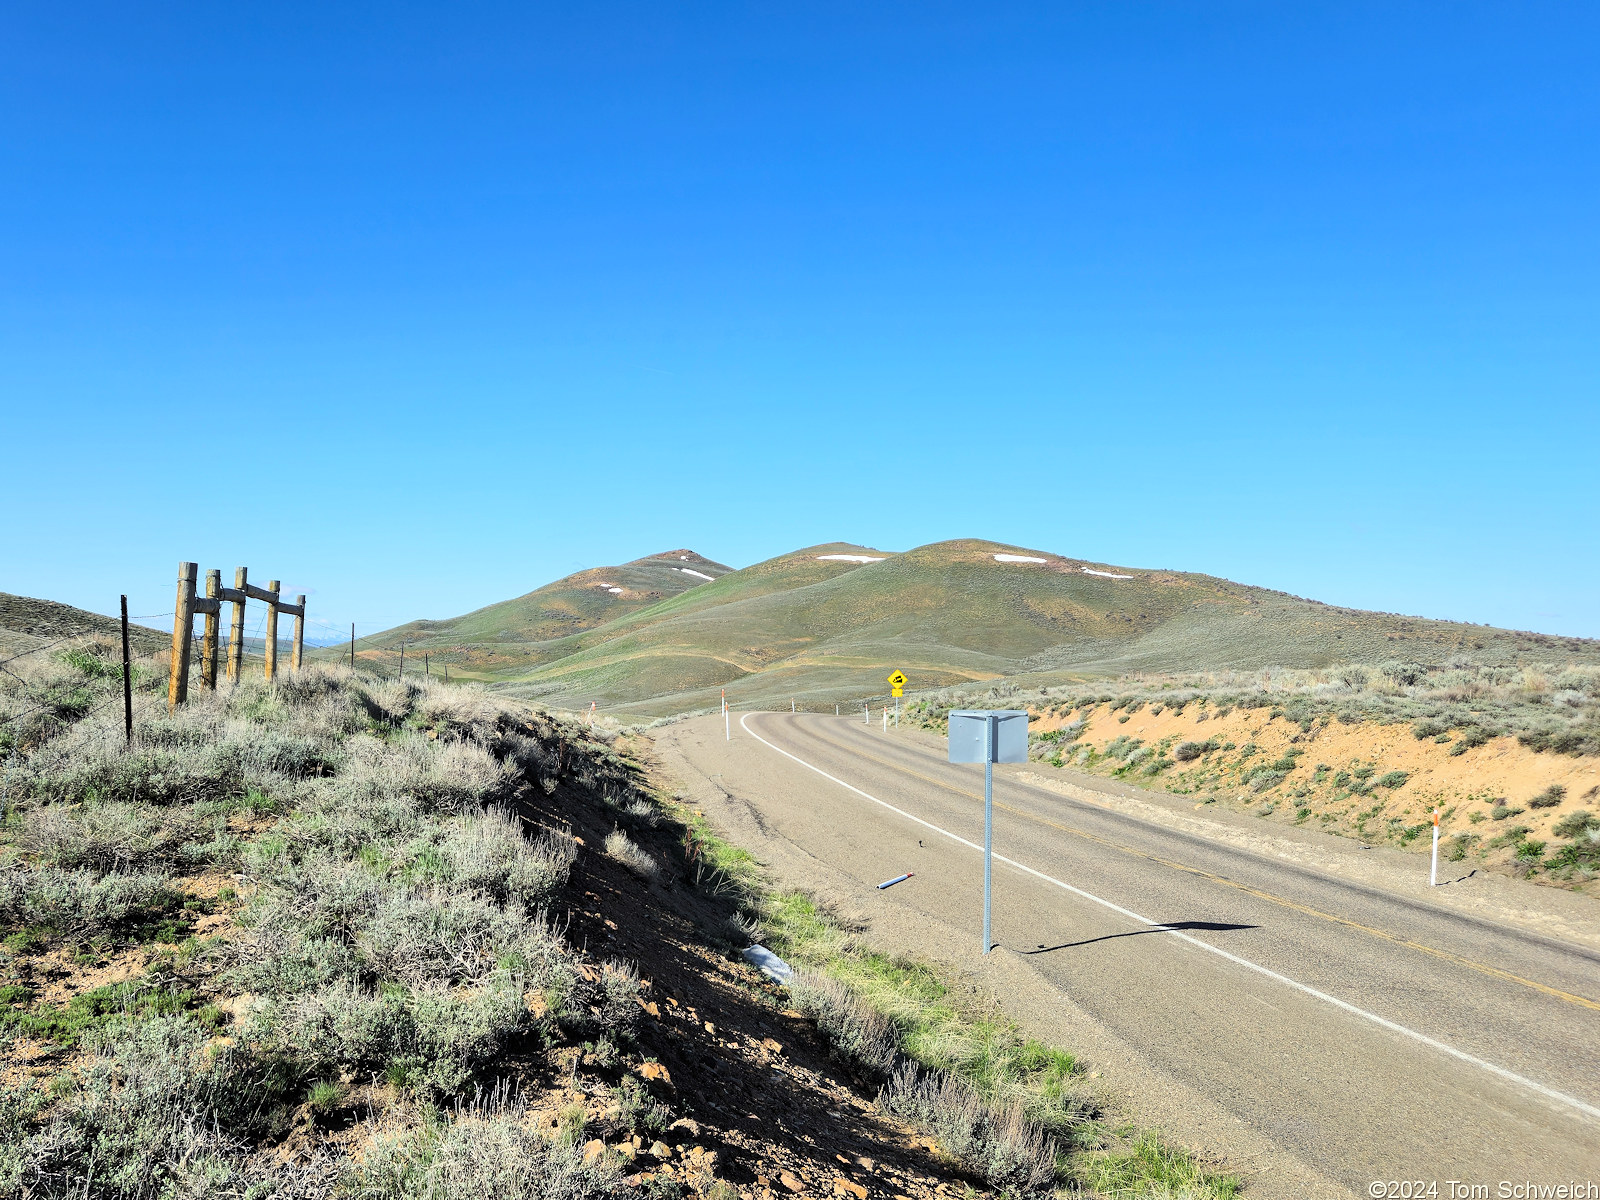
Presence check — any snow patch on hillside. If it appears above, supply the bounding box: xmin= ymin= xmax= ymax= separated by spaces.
xmin=679 ymin=568 xmax=714 ymax=581
xmin=817 ymin=554 xmax=885 ymax=563
xmin=994 ymin=554 xmax=1048 ymax=564
xmin=1083 ymin=567 xmax=1135 ymax=580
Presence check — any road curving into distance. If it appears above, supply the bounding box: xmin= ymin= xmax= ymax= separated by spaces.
xmin=664 ymin=711 xmax=1600 ymax=1198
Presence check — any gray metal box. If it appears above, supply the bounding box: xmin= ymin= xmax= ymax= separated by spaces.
xmin=947 ymin=709 xmax=1030 ymax=763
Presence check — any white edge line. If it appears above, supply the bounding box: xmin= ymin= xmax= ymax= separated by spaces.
xmin=738 ymin=712 xmax=1600 ymax=1123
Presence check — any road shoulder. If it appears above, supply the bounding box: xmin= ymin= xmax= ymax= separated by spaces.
xmin=653 ymin=718 xmax=1358 ymax=1200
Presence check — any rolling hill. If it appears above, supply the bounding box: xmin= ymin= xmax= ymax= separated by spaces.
xmin=0 ymin=591 xmax=169 ymax=657
xmin=349 ymin=539 xmax=1600 ymax=718
xmin=346 ymin=548 xmax=734 ymax=672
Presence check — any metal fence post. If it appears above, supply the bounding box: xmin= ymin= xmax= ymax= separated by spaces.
xmin=120 ymin=595 xmax=133 ymax=744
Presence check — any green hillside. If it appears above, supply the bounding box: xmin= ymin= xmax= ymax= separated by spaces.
xmin=350 ymin=540 xmax=1600 ymax=718
xmin=341 ymin=549 xmax=733 ymax=673
xmin=505 ymin=539 xmax=1600 ymax=716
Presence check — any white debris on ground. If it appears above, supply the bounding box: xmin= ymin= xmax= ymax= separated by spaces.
xmin=1083 ymin=567 xmax=1135 ymax=579
xmin=679 ymin=567 xmax=714 ymax=581
xmin=741 ymin=943 xmax=794 ymax=984
xmin=993 ymin=553 xmax=1048 ymax=564
xmin=816 ymin=554 xmax=885 ymax=563
xmin=608 ymin=587 xmax=623 ymax=594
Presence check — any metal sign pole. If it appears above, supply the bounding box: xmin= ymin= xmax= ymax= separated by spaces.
xmin=983 ymin=714 xmax=994 ymax=955
xmin=947 ymin=708 xmax=1026 ymax=960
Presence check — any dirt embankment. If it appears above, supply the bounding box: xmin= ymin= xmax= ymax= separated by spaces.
xmin=1030 ymin=703 xmax=1600 ymax=886
xmin=526 ymin=733 xmax=1016 ymax=1200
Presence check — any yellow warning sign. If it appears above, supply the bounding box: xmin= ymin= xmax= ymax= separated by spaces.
xmin=887 ymin=670 xmax=907 ymax=688
xmin=892 ymin=686 xmax=903 ymax=698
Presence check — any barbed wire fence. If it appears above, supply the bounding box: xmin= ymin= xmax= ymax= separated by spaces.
xmin=2 ymin=566 xmax=952 ymax=755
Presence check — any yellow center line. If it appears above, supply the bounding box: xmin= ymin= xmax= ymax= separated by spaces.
xmin=797 ymin=720 xmax=1600 ymax=1013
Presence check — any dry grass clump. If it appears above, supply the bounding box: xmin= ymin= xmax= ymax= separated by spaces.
xmin=594 ymin=957 xmax=644 ymax=1036
xmin=438 ymin=808 xmax=579 ymax=909
xmin=350 ymin=1095 xmax=626 ymax=1199
xmin=789 ymin=968 xmax=900 ymax=1079
xmin=603 ymin=829 xmax=658 ymax=879
xmin=878 ymin=1063 xmax=1057 ymax=1195
xmin=325 ymin=730 xmax=511 ymax=815
xmin=1 ymin=1014 xmax=281 ymax=1198
xmin=21 ymin=801 xmax=215 ymax=873
xmin=0 ymin=865 xmax=179 ymax=936
xmin=247 ymin=973 xmax=533 ymax=1096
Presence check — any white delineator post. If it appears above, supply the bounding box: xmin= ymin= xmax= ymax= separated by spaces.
xmin=723 ymin=689 xmax=729 ymax=742
xmin=1431 ymin=807 xmax=1442 ymax=886
xmin=864 ymin=703 xmax=868 ymax=725
xmin=882 ymin=706 xmax=887 ymax=732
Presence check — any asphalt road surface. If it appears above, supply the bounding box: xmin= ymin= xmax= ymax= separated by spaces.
xmin=666 ymin=711 xmax=1600 ymax=1197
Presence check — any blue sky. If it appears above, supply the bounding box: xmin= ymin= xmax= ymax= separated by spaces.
xmin=3 ymin=2 xmax=1597 ymax=642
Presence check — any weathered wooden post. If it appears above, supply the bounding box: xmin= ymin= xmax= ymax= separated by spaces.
xmin=226 ymin=567 xmax=248 ymax=682
xmin=291 ymin=595 xmax=306 ymax=671
xmin=200 ymin=569 xmax=221 ymax=689
xmin=263 ymin=580 xmax=281 ymax=681
xmin=168 ymin=562 xmax=198 ymax=711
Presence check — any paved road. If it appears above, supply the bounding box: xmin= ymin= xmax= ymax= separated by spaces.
xmin=671 ymin=711 xmax=1600 ymax=1196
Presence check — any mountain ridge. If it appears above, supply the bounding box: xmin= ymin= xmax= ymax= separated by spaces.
xmin=339 ymin=539 xmax=1600 ymax=716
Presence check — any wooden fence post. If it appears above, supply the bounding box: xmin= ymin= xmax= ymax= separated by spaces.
xmin=227 ymin=567 xmax=248 ymax=683
xmin=264 ymin=580 xmax=281 ymax=681
xmin=291 ymin=595 xmax=305 ymax=671
xmin=168 ymin=562 xmax=197 ymax=711
xmin=201 ymin=570 xmax=221 ymax=689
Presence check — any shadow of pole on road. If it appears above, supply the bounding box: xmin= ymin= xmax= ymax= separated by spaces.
xmin=1020 ymin=920 xmax=1258 ymax=955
